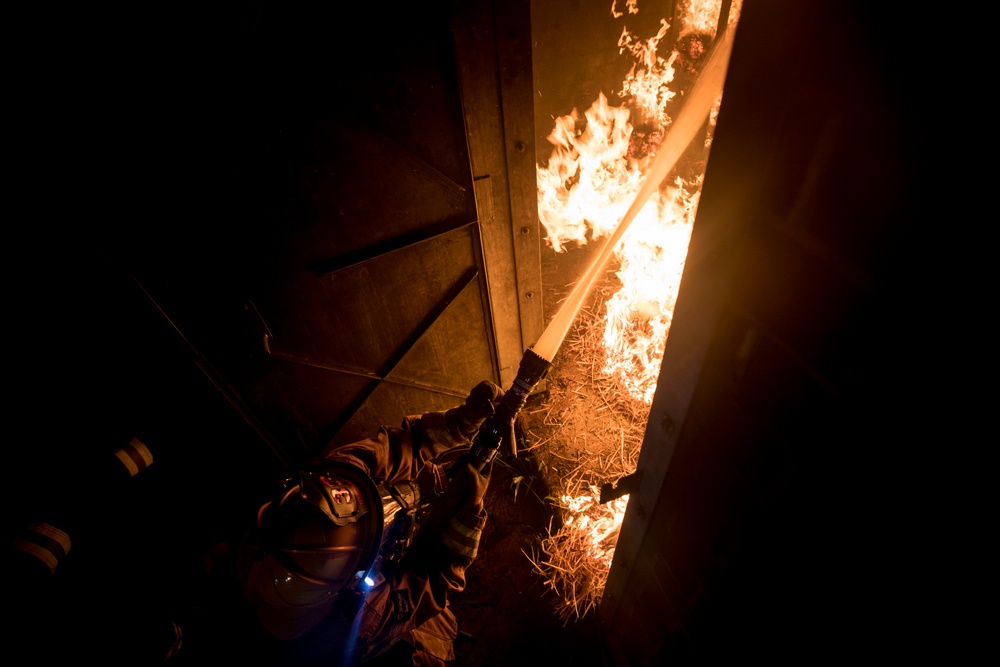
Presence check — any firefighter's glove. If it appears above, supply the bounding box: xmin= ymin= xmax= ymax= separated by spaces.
xmin=416 ymin=460 xmax=491 ymax=564
xmin=456 ymin=380 xmax=505 ymax=439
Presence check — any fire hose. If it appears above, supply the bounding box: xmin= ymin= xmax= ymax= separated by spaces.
xmin=463 ymin=26 xmax=736 ymax=473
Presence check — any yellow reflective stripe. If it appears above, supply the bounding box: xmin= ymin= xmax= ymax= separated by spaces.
xmin=31 ymin=522 xmax=72 ymax=551
xmin=13 ymin=539 xmax=60 ymax=572
xmin=448 ymin=517 xmax=479 ymax=539
xmin=13 ymin=522 xmax=72 ymax=573
xmin=129 ymin=437 xmax=154 ymax=466
xmin=163 ymin=621 xmax=183 ymax=662
xmin=443 ymin=517 xmax=480 ymax=558
xmin=114 ymin=437 xmax=154 ymax=477
xmin=114 ymin=448 xmax=139 ymax=476
xmin=442 ymin=534 xmax=478 ymax=559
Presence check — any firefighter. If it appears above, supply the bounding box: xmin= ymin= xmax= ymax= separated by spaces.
xmin=236 ymin=380 xmax=505 ymax=666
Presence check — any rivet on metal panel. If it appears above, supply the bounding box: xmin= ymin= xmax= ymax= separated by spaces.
xmin=520 ymin=226 xmax=530 ymax=236
xmin=525 ymin=291 xmax=534 ymax=299
xmin=660 ymin=415 xmax=675 ymax=434
xmin=515 ymin=141 xmax=525 ymax=152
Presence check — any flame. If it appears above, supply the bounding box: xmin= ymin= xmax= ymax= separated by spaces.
xmin=536 ymin=93 xmax=641 ymax=254
xmin=531 ymin=0 xmax=742 ymax=620
xmin=561 ymin=488 xmax=629 ymax=568
xmin=530 ymin=486 xmax=632 ymax=624
xmin=537 ymin=0 xmax=741 ymax=405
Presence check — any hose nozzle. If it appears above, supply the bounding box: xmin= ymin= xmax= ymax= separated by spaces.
xmin=469 ymin=348 xmax=552 ymax=470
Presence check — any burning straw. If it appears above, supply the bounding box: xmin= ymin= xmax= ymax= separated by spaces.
xmin=522 ymin=273 xmax=648 ymax=625
xmin=522 ymin=0 xmax=739 ymax=625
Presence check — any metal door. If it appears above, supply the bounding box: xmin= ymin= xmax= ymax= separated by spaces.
xmin=90 ymin=0 xmax=540 ymax=470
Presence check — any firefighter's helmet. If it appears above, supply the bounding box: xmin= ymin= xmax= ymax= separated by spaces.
xmin=236 ymin=461 xmax=386 ymax=640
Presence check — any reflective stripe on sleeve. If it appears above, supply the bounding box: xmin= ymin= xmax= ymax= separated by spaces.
xmin=442 ymin=516 xmax=481 ymax=559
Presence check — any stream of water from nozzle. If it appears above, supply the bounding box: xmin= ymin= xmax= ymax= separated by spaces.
xmin=530 ymin=27 xmax=735 ymax=365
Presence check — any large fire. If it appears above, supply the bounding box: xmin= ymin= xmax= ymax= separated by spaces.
xmin=539 ymin=0 xmax=741 ymax=405
xmin=531 ymin=0 xmax=741 ymax=622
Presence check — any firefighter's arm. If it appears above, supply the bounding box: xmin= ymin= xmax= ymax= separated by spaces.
xmin=322 ymin=381 xmax=504 ymax=487
xmin=406 ymin=459 xmax=489 ymax=620
xmin=359 ymin=459 xmax=490 ymax=646
xmin=411 ymin=380 xmax=505 ymax=453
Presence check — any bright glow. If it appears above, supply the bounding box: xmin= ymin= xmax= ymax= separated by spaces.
xmin=537 ymin=0 xmax=741 ymax=405
xmin=561 ymin=488 xmax=629 ymax=567
xmin=532 ymin=0 xmax=743 ymax=618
